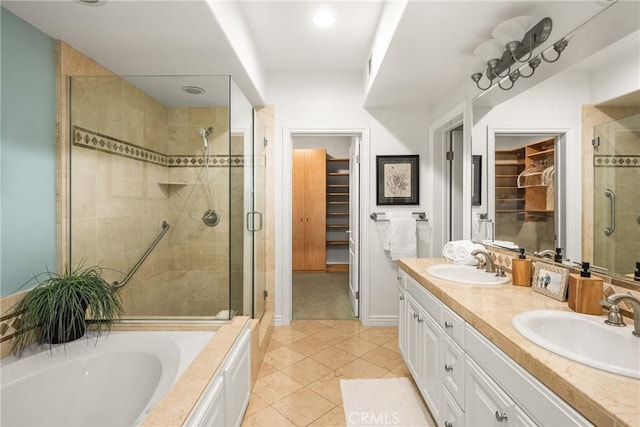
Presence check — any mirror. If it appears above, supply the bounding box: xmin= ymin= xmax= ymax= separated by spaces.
xmin=471 ymin=1 xmax=640 ymax=283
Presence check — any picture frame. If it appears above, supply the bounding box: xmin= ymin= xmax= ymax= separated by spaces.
xmin=531 ymin=261 xmax=570 ymax=301
xmin=376 ymin=155 xmax=419 ymax=205
xmin=472 ymin=155 xmax=482 ymax=206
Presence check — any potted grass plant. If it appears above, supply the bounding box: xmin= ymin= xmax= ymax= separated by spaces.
xmin=10 ymin=264 xmax=123 ymax=355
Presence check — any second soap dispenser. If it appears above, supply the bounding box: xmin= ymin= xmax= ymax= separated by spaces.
xmin=568 ymin=262 xmax=603 ymax=314
xmin=512 ymin=248 xmax=532 ymax=287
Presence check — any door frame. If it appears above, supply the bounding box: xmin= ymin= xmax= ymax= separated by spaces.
xmin=279 ymin=127 xmax=370 ymax=326
xmin=429 ymin=100 xmax=473 ymax=256
xmin=487 ymin=126 xmax=571 ymax=257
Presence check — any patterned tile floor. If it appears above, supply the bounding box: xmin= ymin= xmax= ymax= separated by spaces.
xmin=241 ymin=320 xmax=433 ymax=427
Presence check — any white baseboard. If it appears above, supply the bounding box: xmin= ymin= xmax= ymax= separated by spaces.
xmin=363 ymin=315 xmax=399 ymax=327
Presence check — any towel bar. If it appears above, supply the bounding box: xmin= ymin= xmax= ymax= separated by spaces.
xmin=370 ymin=212 xmax=428 ymax=222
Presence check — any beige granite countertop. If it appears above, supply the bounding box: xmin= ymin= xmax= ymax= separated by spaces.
xmin=143 ymin=316 xmax=250 ymax=426
xmin=399 ymin=258 xmax=640 ymax=427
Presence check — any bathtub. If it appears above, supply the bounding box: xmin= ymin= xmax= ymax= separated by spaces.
xmin=0 ymin=330 xmax=215 ymax=427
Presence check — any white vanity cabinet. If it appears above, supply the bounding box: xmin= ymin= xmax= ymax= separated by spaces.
xmin=185 ymin=323 xmax=251 ymax=427
xmin=397 ymin=268 xmax=592 ymax=427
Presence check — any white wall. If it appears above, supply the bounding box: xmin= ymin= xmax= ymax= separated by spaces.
xmin=268 ymin=71 xmax=430 ymax=325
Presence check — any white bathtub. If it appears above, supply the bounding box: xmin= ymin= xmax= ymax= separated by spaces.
xmin=0 ymin=330 xmax=215 ymax=427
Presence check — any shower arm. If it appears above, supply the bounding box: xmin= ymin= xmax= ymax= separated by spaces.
xmin=112 ymin=221 xmax=170 ymax=289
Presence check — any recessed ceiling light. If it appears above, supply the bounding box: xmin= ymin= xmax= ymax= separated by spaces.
xmin=182 ymin=86 xmax=205 ymax=95
xmin=77 ymin=0 xmax=104 ymax=5
xmin=313 ymin=10 xmax=336 ymax=27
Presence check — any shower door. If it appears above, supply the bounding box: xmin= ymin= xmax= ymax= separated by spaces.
xmin=593 ymin=113 xmax=640 ymax=276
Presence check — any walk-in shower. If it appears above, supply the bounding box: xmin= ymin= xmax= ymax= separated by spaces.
xmin=68 ymin=75 xmax=265 ymax=321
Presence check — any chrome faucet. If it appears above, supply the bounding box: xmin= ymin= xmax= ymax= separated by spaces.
xmin=471 ymin=250 xmax=495 ymax=273
xmin=600 ymin=293 xmax=640 ymax=338
xmin=533 ymin=249 xmax=555 ymax=259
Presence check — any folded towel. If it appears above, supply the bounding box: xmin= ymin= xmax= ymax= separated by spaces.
xmin=384 ymin=212 xmax=417 ymax=261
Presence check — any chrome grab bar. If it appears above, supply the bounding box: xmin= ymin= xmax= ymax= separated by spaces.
xmin=604 ymin=189 xmax=615 ymax=236
xmin=112 ymin=221 xmax=170 ymax=289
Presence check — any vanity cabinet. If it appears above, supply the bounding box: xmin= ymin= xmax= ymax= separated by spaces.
xmin=397 ymin=268 xmax=591 ymax=427
xmin=185 ymin=323 xmax=251 ymax=427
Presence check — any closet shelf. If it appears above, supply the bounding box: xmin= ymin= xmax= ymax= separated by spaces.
xmin=527 ymin=148 xmax=555 ymax=158
xmin=327 ymin=240 xmax=349 ymax=246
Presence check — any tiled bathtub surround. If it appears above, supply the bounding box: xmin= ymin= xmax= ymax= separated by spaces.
xmin=70 ymin=75 xmax=244 ymax=318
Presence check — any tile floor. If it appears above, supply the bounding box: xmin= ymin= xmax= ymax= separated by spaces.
xmin=241 ymin=319 xmax=432 ymax=427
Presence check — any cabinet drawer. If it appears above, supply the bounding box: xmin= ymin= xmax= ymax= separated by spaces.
xmin=397 ymin=269 xmax=407 ymax=290
xmin=442 ymin=304 xmax=465 ymax=347
xmin=442 ymin=334 xmax=465 ymax=410
xmin=407 ymin=276 xmax=442 ymax=323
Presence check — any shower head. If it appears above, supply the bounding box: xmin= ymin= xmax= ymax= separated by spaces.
xmin=198 ymin=127 xmax=214 ymax=148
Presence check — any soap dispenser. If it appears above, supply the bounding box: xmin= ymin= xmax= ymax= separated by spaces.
xmin=554 ymin=248 xmax=563 ymax=263
xmin=568 ymin=262 xmax=603 ymax=314
xmin=512 ymin=248 xmax=532 ymax=287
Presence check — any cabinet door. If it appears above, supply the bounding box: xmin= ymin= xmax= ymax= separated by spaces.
xmin=420 ymin=309 xmax=442 ymax=423
xmin=398 ymin=288 xmax=407 ymax=357
xmin=465 ymin=357 xmax=515 ymax=427
xmin=292 ymin=150 xmax=306 ymax=270
xmin=303 ymin=149 xmax=326 ymax=270
xmin=292 ymin=149 xmax=326 ymax=271
xmin=405 ymin=296 xmax=423 ymax=381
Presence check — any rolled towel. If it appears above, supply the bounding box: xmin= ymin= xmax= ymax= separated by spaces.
xmin=442 ymin=241 xmax=457 ymax=261
xmin=454 ymin=243 xmax=486 ymax=266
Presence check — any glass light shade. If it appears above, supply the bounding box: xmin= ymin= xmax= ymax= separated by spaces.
xmin=491 ymin=16 xmax=531 ymax=45
xmin=473 ymin=39 xmax=505 ymax=62
xmin=463 ymin=57 xmax=487 ymax=74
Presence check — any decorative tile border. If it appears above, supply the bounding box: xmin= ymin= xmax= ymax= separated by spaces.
xmin=72 ymin=126 xmax=245 ymax=168
xmin=594 ymin=155 xmax=640 ymax=168
xmin=0 ymin=312 xmax=21 ymax=344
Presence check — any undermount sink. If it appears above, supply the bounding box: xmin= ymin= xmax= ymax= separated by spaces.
xmin=512 ymin=310 xmax=640 ymax=379
xmin=425 ymin=264 xmax=510 ymax=286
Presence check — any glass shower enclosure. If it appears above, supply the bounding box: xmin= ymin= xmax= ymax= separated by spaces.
xmin=68 ymin=75 xmax=264 ymax=320
xmin=593 ymin=112 xmax=640 ymax=277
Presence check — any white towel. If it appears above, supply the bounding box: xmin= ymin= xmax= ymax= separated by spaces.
xmin=454 ymin=242 xmax=486 ymax=266
xmin=442 ymin=241 xmax=457 ymax=262
xmin=442 ymin=240 xmax=486 ymax=266
xmin=383 ymin=212 xmax=417 ymax=261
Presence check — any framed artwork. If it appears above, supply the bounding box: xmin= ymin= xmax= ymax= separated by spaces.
xmin=531 ymin=261 xmax=570 ymax=301
xmin=472 ymin=155 xmax=482 ymax=206
xmin=376 ymin=155 xmax=419 ymax=205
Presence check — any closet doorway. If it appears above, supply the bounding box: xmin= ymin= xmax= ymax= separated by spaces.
xmin=291 ymin=133 xmax=360 ymax=320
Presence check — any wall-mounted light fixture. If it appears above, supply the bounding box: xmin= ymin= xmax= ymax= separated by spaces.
xmin=470 ymin=16 xmax=568 ymax=91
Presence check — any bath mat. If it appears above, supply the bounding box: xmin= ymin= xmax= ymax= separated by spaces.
xmin=340 ymin=377 xmax=434 ymax=426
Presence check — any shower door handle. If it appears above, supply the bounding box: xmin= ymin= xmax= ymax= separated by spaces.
xmin=604 ymin=189 xmax=615 ymax=236
xmin=246 ymin=211 xmax=263 ymax=232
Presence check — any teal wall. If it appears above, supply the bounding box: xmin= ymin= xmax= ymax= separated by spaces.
xmin=1 ymin=7 xmax=56 ymax=296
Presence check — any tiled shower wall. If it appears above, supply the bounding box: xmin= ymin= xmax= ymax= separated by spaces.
xmin=70 ymin=76 xmax=243 ymax=317
xmin=593 ymin=112 xmax=640 ymax=276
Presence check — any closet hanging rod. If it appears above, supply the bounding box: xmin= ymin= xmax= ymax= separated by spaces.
xmin=370 ymin=212 xmax=428 ymax=222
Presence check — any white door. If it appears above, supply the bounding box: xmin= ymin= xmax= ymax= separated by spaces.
xmin=348 ymin=137 xmax=360 ymax=317
xmin=447 ymin=126 xmax=465 ymax=241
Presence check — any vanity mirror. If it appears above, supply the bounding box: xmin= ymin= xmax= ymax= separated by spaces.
xmin=470 ymin=0 xmax=640 ymax=283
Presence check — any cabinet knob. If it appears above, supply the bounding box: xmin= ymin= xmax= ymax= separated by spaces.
xmin=495 ymin=411 xmax=508 ymax=423
xmin=399 ymin=295 xmax=405 ymax=301
xmin=413 ymin=312 xmax=418 ymax=318
xmin=444 ymin=321 xmax=454 ymax=329
xmin=444 ymin=363 xmax=453 ymax=372
xmin=417 ymin=317 xmax=423 ymax=323
xmin=444 ymin=422 xmax=453 ymax=427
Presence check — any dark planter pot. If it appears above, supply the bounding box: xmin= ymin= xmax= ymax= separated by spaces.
xmin=44 ymin=295 xmax=89 ymax=345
